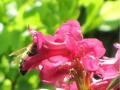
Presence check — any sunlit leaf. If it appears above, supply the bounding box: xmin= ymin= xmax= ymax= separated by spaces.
xmin=0 ymin=71 xmax=5 ymax=83
xmin=100 ymin=1 xmax=120 ymax=21
xmin=0 ymin=56 xmax=9 ymax=73
xmin=81 ymin=0 xmax=104 ymax=33
xmin=1 ymin=79 xmax=12 ymax=90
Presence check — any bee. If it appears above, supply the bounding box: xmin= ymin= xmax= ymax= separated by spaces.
xmin=9 ymin=43 xmax=37 ymax=75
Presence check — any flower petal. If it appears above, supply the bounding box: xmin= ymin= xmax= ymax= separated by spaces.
xmin=79 ymin=38 xmax=106 ymax=58
xmin=20 ymin=48 xmax=70 ymax=74
xmin=82 ymin=55 xmax=99 ymax=71
xmin=39 ymin=56 xmax=71 ymax=86
xmin=29 ymin=29 xmax=44 ymax=50
xmin=55 ymin=20 xmax=83 ymax=41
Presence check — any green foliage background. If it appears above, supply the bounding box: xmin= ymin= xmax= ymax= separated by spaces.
xmin=0 ymin=0 xmax=119 ymax=90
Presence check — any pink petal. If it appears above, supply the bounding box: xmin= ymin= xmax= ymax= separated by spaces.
xmin=20 ymin=47 xmax=70 ymax=73
xmin=39 ymin=56 xmax=71 ymax=86
xmin=82 ymin=55 xmax=99 ymax=71
xmin=91 ymin=77 xmax=120 ymax=90
xmin=97 ymin=58 xmax=119 ymax=79
xmin=91 ymin=79 xmax=111 ymax=90
xmin=79 ymin=38 xmax=106 ymax=58
xmin=61 ymin=82 xmax=77 ymax=90
xmin=114 ymin=43 xmax=120 ymax=70
xmin=65 ymin=35 xmax=77 ymax=53
xmin=55 ymin=20 xmax=83 ymax=41
xmin=114 ymin=43 xmax=120 ymax=59
xmin=44 ymin=35 xmax=66 ymax=49
xmin=29 ymin=29 xmax=44 ymax=50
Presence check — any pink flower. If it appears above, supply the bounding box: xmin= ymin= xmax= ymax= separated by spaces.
xmin=38 ymin=56 xmax=72 ymax=86
xmin=114 ymin=43 xmax=120 ymax=70
xmin=91 ymin=77 xmax=120 ymax=90
xmin=91 ymin=43 xmax=120 ymax=90
xmin=78 ymin=39 xmax=105 ymax=71
xmin=20 ymin=20 xmax=106 ymax=89
xmin=20 ymin=20 xmax=82 ymax=73
xmin=55 ymin=20 xmax=83 ymax=41
xmin=99 ymin=43 xmax=120 ymax=79
xmin=91 ymin=79 xmax=112 ymax=90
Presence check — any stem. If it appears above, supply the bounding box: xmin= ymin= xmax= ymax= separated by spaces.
xmin=11 ymin=73 xmax=20 ymax=90
xmin=70 ymin=69 xmax=81 ymax=90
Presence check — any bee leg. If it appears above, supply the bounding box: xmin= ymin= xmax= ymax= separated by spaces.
xmin=19 ymin=60 xmax=27 ymax=75
xmin=20 ymin=68 xmax=27 ymax=75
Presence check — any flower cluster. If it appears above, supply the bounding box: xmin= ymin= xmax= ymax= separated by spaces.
xmin=20 ymin=20 xmax=120 ymax=90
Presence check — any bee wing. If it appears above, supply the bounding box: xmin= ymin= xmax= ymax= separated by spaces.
xmin=9 ymin=47 xmax=27 ymax=57
xmin=9 ymin=43 xmax=33 ymax=65
xmin=12 ymin=52 xmax=28 ymax=64
xmin=9 ymin=47 xmax=27 ymax=64
xmin=11 ymin=55 xmax=22 ymax=64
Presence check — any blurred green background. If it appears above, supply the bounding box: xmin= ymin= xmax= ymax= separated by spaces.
xmin=0 ymin=0 xmax=120 ymax=90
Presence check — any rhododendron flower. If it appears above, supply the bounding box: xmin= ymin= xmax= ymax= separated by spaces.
xmin=38 ymin=56 xmax=72 ymax=85
xmin=20 ymin=20 xmax=106 ymax=90
xmin=91 ymin=43 xmax=120 ymax=90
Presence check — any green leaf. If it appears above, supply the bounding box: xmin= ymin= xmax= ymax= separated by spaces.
xmin=15 ymin=69 xmax=40 ymax=90
xmin=0 ymin=56 xmax=9 ymax=73
xmin=39 ymin=82 xmax=55 ymax=90
xmin=100 ymin=1 xmax=120 ymax=21
xmin=16 ymin=79 xmax=33 ymax=90
xmin=0 ymin=71 xmax=5 ymax=83
xmin=0 ymin=30 xmax=10 ymax=55
xmin=26 ymin=70 xmax=40 ymax=88
xmin=81 ymin=0 xmax=104 ymax=33
xmin=98 ymin=1 xmax=120 ymax=31
xmin=1 ymin=79 xmax=12 ymax=90
xmin=99 ymin=20 xmax=120 ymax=31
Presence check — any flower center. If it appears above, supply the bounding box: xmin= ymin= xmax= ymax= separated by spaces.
xmin=70 ymin=58 xmax=91 ymax=90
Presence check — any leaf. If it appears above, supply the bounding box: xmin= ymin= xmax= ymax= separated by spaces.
xmin=1 ymin=79 xmax=12 ymax=90
xmin=100 ymin=1 xmax=120 ymax=21
xmin=0 ymin=56 xmax=9 ymax=73
xmin=99 ymin=20 xmax=120 ymax=31
xmin=16 ymin=70 xmax=39 ymax=90
xmin=81 ymin=0 xmax=104 ymax=33
xmin=106 ymin=75 xmax=120 ymax=90
xmin=16 ymin=80 xmax=33 ymax=90
xmin=39 ymin=82 xmax=56 ymax=90
xmin=0 ymin=30 xmax=10 ymax=55
xmin=0 ymin=71 xmax=5 ymax=83
xmin=98 ymin=1 xmax=120 ymax=31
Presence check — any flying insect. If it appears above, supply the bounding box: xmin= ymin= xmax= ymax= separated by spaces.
xmin=9 ymin=43 xmax=37 ymax=74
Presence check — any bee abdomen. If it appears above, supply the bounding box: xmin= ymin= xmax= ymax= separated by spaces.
xmin=27 ymin=51 xmax=37 ymax=56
